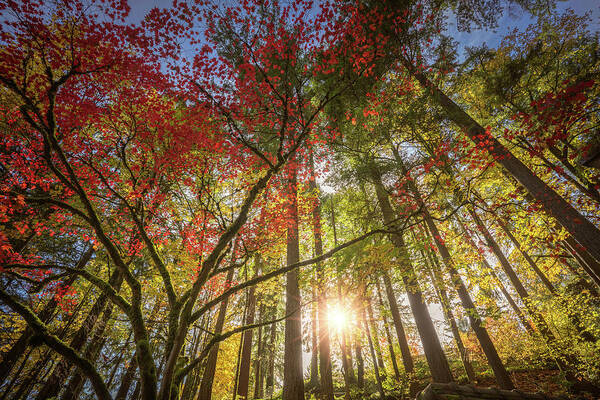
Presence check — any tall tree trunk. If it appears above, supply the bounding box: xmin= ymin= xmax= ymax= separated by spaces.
xmin=283 ymin=164 xmax=304 ymax=400
xmin=418 ymin=206 xmax=514 ymax=389
xmin=330 ymin=195 xmax=354 ymax=388
xmin=366 ymin=297 xmax=387 ymax=377
xmin=375 ymin=281 xmax=401 ymax=381
xmin=253 ymin=304 xmax=265 ymax=400
xmin=361 ymin=301 xmax=385 ymax=399
xmin=401 ymin=56 xmax=600 ymax=264
xmin=309 ymin=149 xmax=335 ymax=400
xmin=417 ymin=231 xmax=476 ymax=383
xmin=355 ymin=334 xmax=364 ymax=389
xmin=198 ymin=266 xmax=236 ymax=400
xmin=562 ymin=237 xmax=600 ymax=287
xmin=369 ymin=165 xmax=454 ymax=384
xmin=60 ymin=297 xmax=119 ymax=400
xmin=492 ymin=215 xmax=596 ymax=341
xmin=35 ymin=267 xmax=123 ymax=400
xmin=309 ymin=285 xmax=319 ymax=389
xmin=115 ymin=352 xmax=138 ymax=400
xmin=236 ymin=271 xmax=257 ymax=399
xmin=265 ymin=316 xmax=277 ymax=398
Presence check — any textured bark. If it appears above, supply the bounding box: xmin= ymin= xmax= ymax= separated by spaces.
xmin=380 ymin=272 xmax=414 ymax=379
xmin=309 ymin=150 xmax=334 ymax=400
xmin=402 ymin=56 xmax=600 ymax=264
xmin=420 ymin=238 xmax=476 ymax=383
xmin=420 ymin=209 xmax=514 ymax=390
xmin=366 ymin=297 xmax=387 ymax=376
xmin=265 ymin=317 xmax=277 ymax=398
xmin=198 ymin=267 xmax=236 ymax=400
xmin=253 ymin=303 xmax=265 ymax=400
xmin=236 ymin=276 xmax=256 ymax=399
xmin=282 ymin=166 xmax=305 ymax=400
xmin=375 ymin=281 xmax=401 ymax=381
xmin=115 ymin=352 xmax=138 ymax=400
xmin=362 ymin=302 xmax=385 ymax=399
xmin=370 ymin=166 xmax=453 ymax=384
xmin=355 ymin=335 xmax=364 ymax=388
xmin=309 ymin=285 xmax=319 ymax=389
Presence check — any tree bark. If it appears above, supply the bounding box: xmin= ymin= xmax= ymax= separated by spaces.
xmin=369 ymin=165 xmax=454 ymax=384
xmin=198 ymin=266 xmax=236 ymax=400
xmin=283 ymin=165 xmax=305 ymax=400
xmin=236 ymin=269 xmax=257 ymax=399
xmin=361 ymin=301 xmax=385 ymax=399
xmin=375 ymin=280 xmax=401 ymax=381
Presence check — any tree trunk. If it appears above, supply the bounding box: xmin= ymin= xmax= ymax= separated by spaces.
xmin=454 ymin=217 xmax=536 ymax=335
xmin=369 ymin=165 xmax=454 ymax=384
xmin=366 ymin=297 xmax=387 ymax=377
xmin=355 ymin=335 xmax=364 ymax=389
xmin=361 ymin=302 xmax=385 ymax=399
xmin=283 ymin=164 xmax=305 ymax=400
xmin=309 ymin=149 xmax=335 ymax=400
xmin=236 ymin=272 xmax=257 ymax=399
xmin=419 ymin=207 xmax=514 ymax=389
xmin=265 ymin=316 xmax=277 ymax=398
xmin=253 ymin=303 xmax=265 ymax=400
xmin=309 ymin=285 xmax=319 ymax=389
xmin=417 ymin=232 xmax=476 ymax=383
xmin=198 ymin=266 xmax=236 ymax=400
xmin=375 ymin=281 xmax=401 ymax=381
xmin=402 ymin=56 xmax=600 ymax=264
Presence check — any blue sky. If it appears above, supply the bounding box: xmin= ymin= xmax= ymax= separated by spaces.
xmin=445 ymin=0 xmax=600 ymax=58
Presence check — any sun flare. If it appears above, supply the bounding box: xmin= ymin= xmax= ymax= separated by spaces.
xmin=328 ymin=304 xmax=349 ymax=331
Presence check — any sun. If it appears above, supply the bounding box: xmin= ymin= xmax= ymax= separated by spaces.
xmin=328 ymin=304 xmax=349 ymax=331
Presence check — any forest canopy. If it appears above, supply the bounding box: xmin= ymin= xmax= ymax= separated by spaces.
xmin=0 ymin=0 xmax=599 ymax=399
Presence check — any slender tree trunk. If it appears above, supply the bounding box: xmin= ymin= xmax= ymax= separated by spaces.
xmin=366 ymin=297 xmax=387 ymax=376
xmin=492 ymin=216 xmax=596 ymax=341
xmin=309 ymin=150 xmax=335 ymax=400
xmin=198 ymin=266 xmax=236 ymax=400
xmin=417 ymin=231 xmax=476 ymax=383
xmin=369 ymin=165 xmax=454 ymax=384
xmin=375 ymin=281 xmax=401 ymax=381
xmin=60 ymin=297 xmax=119 ymax=399
xmin=355 ymin=335 xmax=364 ymax=389
xmin=402 ymin=56 xmax=600 ymax=263
xmin=309 ymin=285 xmax=319 ymax=389
xmin=236 ymin=274 xmax=257 ymax=399
xmin=563 ymin=237 xmax=600 ymax=287
xmin=265 ymin=316 xmax=277 ymax=398
xmin=361 ymin=302 xmax=385 ymax=399
xmin=253 ymin=304 xmax=265 ymax=400
xmin=283 ymin=164 xmax=304 ymax=400
xmin=419 ymin=207 xmax=514 ymax=389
